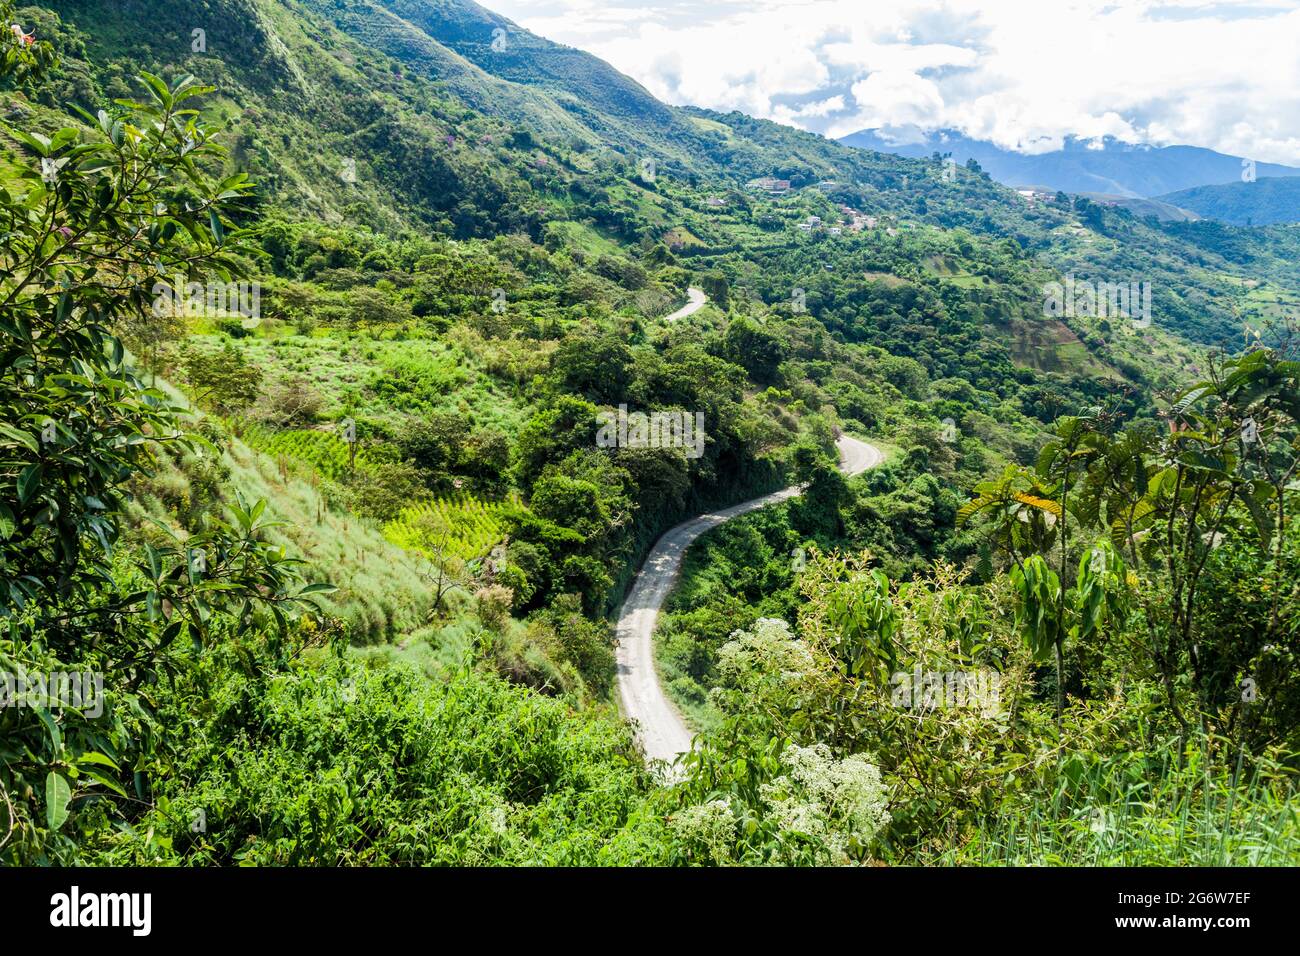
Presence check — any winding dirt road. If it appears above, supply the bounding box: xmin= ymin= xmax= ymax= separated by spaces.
xmin=614 ymin=434 xmax=885 ymax=767
xmin=662 ymin=286 xmax=707 ymax=322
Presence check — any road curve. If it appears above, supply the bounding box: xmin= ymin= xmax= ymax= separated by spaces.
xmin=614 ymin=435 xmax=885 ymax=768
xmin=662 ymin=286 xmax=707 ymax=322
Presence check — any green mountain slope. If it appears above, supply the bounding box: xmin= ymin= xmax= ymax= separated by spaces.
xmin=1074 ymin=192 xmax=1200 ymax=223
xmin=1159 ymin=175 xmax=1300 ymax=226
xmin=6 ymin=0 xmax=1300 ymax=871
xmin=23 ymin=0 xmax=1299 ymax=349
xmin=361 ymin=0 xmax=680 ymax=128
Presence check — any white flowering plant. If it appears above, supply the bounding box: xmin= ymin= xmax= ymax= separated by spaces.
xmin=675 ymin=618 xmax=891 ymax=865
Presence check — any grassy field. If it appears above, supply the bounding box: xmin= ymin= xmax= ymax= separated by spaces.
xmin=185 ymin=328 xmax=527 ymax=436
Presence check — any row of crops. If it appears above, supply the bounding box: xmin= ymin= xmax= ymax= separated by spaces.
xmin=240 ymin=423 xmax=521 ymax=560
xmin=240 ymin=424 xmax=373 ymax=480
xmin=383 ymin=495 xmax=524 ymax=562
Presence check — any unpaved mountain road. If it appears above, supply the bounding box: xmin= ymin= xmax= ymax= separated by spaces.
xmin=662 ymin=286 xmax=707 ymax=322
xmin=614 ymin=434 xmax=886 ymax=768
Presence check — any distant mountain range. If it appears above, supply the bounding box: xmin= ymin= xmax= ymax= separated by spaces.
xmin=1157 ymin=177 xmax=1300 ymax=226
xmin=838 ymin=127 xmax=1300 ymax=204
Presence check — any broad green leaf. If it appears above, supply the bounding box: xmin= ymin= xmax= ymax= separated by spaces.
xmin=17 ymin=463 xmax=41 ymax=505
xmin=45 ymin=772 xmax=72 ymax=830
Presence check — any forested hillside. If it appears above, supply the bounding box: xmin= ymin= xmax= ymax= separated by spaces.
xmin=1160 ymin=177 xmax=1300 ymax=227
xmin=2 ymin=0 xmax=1298 ymax=867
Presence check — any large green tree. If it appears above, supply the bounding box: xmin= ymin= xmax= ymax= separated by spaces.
xmin=0 ymin=48 xmax=316 ymax=862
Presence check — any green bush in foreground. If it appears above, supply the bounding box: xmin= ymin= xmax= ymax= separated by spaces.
xmin=87 ymin=652 xmax=666 ymax=866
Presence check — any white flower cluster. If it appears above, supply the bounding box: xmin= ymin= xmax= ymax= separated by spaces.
xmin=760 ymin=742 xmax=890 ymax=863
xmin=716 ymin=617 xmax=816 ymax=686
xmin=668 ymin=799 xmax=736 ymax=865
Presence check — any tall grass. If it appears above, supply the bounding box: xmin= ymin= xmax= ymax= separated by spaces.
xmin=125 ymin=374 xmax=448 ymax=644
xmin=932 ymin=739 xmax=1300 ymax=866
xmin=221 ymin=440 xmax=441 ymax=643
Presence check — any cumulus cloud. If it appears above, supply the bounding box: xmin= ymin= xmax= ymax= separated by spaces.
xmin=489 ymin=0 xmax=1300 ymax=164
xmin=846 ymin=71 xmax=946 ymax=130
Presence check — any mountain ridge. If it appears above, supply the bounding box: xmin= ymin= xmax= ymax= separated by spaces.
xmin=839 ymin=127 xmax=1300 ymax=198
xmin=1159 ymin=176 xmax=1300 ymax=226
xmin=24 ymin=0 xmax=1300 ymax=349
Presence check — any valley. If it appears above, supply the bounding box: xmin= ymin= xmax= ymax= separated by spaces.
xmin=1 ymin=0 xmax=1298 ymax=872
xmin=618 ymin=433 xmax=883 ymax=767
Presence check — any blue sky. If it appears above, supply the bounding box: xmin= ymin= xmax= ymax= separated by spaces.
xmin=487 ymin=0 xmax=1300 ymax=164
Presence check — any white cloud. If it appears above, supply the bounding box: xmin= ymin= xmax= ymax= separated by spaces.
xmin=845 ymin=71 xmax=945 ymax=132
xmin=488 ymin=0 xmax=1300 ymax=164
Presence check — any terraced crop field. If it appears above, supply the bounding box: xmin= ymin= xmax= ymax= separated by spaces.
xmin=384 ymin=494 xmax=525 ymax=561
xmin=240 ymin=425 xmax=372 ymax=479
